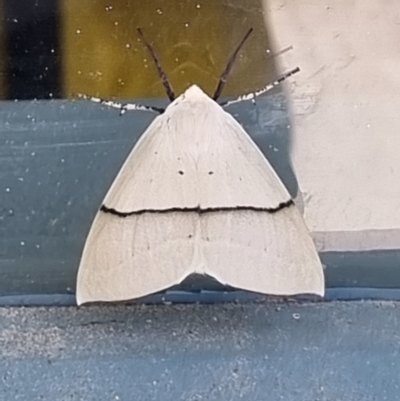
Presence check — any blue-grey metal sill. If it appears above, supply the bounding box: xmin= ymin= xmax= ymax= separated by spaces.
xmin=2 ymin=287 xmax=400 ymax=306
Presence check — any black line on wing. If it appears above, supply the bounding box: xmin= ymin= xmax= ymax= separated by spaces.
xmin=100 ymin=200 xmax=294 ymax=217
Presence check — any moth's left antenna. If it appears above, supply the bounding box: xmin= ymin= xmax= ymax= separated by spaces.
xmin=137 ymin=28 xmax=176 ymax=102
xmin=212 ymin=28 xmax=253 ymax=101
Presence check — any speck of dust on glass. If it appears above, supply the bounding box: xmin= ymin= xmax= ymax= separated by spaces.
xmin=0 ymin=0 xmax=347 ymax=300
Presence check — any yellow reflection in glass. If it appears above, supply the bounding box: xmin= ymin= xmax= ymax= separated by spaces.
xmin=62 ymin=0 xmax=277 ymax=99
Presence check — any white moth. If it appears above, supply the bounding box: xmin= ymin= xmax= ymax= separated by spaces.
xmin=76 ymin=28 xmax=324 ymax=305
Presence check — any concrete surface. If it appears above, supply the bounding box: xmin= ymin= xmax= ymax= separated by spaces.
xmin=1 ymin=301 xmax=400 ymax=400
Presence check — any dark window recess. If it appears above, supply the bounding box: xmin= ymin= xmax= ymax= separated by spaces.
xmin=3 ymin=0 xmax=61 ymax=100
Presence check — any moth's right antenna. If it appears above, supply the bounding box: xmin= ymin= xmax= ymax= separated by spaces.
xmin=137 ymin=28 xmax=176 ymax=102
xmin=220 ymin=66 xmax=300 ymax=108
xmin=212 ymin=28 xmax=254 ymax=101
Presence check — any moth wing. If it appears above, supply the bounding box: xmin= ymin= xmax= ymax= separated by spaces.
xmin=102 ymin=112 xmax=203 ymax=213
xmin=76 ymin=212 xmax=198 ymax=305
xmin=201 ymin=207 xmax=324 ymax=296
xmin=77 ymin=86 xmax=324 ymax=303
xmin=102 ymin=87 xmax=291 ymax=213
xmin=196 ymin=109 xmax=291 ymax=209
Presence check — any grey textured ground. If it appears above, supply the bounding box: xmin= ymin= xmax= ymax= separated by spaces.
xmin=0 ymin=301 xmax=399 ymax=400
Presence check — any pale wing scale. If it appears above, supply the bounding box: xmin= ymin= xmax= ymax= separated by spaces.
xmin=78 ymin=207 xmax=323 ymax=304
xmin=77 ymin=212 xmax=200 ymax=305
xmin=202 ymin=207 xmax=324 ymax=296
xmin=103 ymin=86 xmax=290 ymax=213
